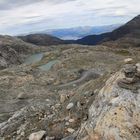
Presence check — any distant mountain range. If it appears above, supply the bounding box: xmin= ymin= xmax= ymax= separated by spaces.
xmin=18 ymin=15 xmax=140 ymax=48
xmin=17 ymin=24 xmax=121 ymax=46
xmin=40 ymin=24 xmax=121 ymax=40
xmin=75 ymin=15 xmax=140 ymax=47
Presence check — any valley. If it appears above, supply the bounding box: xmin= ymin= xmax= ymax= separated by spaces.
xmin=0 ymin=14 xmax=140 ymax=140
xmin=0 ymin=43 xmax=140 ymax=139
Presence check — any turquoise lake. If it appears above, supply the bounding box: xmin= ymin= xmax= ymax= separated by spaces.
xmin=38 ymin=60 xmax=59 ymax=71
xmin=24 ymin=53 xmax=44 ymax=65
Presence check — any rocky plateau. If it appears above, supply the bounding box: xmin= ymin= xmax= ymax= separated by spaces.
xmin=0 ymin=43 xmax=139 ymax=140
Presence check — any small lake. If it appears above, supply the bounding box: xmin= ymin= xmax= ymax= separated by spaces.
xmin=24 ymin=53 xmax=59 ymax=71
xmin=38 ymin=60 xmax=59 ymax=71
xmin=24 ymin=53 xmax=44 ymax=65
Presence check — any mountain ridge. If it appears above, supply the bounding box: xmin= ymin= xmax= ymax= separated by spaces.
xmin=17 ymin=15 xmax=140 ymax=48
xmin=75 ymin=15 xmax=140 ymax=47
xmin=18 ymin=33 xmax=65 ymax=46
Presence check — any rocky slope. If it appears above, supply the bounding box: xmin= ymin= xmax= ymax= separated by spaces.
xmin=76 ymin=60 xmax=140 ymax=140
xmin=0 ymin=45 xmax=139 ymax=139
xmin=75 ymin=15 xmax=140 ymax=47
xmin=18 ymin=34 xmax=65 ymax=46
xmin=0 ymin=35 xmax=38 ymax=69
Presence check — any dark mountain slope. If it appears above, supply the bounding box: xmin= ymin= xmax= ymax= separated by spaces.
xmin=18 ymin=34 xmax=65 ymax=46
xmin=75 ymin=33 xmax=110 ymax=45
xmin=76 ymin=15 xmax=140 ymax=47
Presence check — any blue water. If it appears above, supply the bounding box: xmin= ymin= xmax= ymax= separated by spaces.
xmin=24 ymin=53 xmax=44 ymax=65
xmin=38 ymin=60 xmax=59 ymax=71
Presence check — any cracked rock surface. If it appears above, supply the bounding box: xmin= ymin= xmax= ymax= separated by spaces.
xmin=76 ymin=62 xmax=140 ymax=140
xmin=0 ymin=45 xmax=140 ymax=139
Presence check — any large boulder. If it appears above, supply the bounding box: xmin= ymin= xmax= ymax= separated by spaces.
xmin=28 ymin=130 xmax=46 ymax=140
xmin=76 ymin=63 xmax=140 ymax=140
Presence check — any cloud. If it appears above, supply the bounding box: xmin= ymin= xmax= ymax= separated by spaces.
xmin=0 ymin=0 xmax=76 ymax=10
xmin=0 ymin=0 xmax=140 ymax=35
xmin=0 ymin=0 xmax=41 ymax=10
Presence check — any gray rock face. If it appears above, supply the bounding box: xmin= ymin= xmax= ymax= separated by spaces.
xmin=0 ymin=35 xmax=37 ymax=69
xmin=0 ymin=58 xmax=7 ymax=69
xmin=0 ymin=101 xmax=53 ymax=138
xmin=0 ymin=46 xmax=21 ymax=69
xmin=76 ymin=66 xmax=140 ymax=140
xmin=124 ymin=58 xmax=133 ymax=64
xmin=28 ymin=130 xmax=46 ymax=140
xmin=118 ymin=63 xmax=140 ymax=92
xmin=66 ymin=103 xmax=74 ymax=110
xmin=123 ymin=64 xmax=137 ymax=78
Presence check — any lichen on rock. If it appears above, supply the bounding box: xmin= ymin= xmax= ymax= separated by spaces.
xmin=76 ymin=60 xmax=140 ymax=140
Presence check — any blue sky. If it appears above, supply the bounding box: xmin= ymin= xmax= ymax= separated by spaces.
xmin=0 ymin=0 xmax=140 ymax=35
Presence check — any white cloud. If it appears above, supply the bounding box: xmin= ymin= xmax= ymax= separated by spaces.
xmin=0 ymin=0 xmax=139 ymax=35
xmin=115 ymin=10 xmax=126 ymax=16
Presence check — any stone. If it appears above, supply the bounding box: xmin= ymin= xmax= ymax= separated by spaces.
xmin=28 ymin=130 xmax=46 ymax=140
xmin=136 ymin=63 xmax=140 ymax=77
xmin=65 ymin=122 xmax=70 ymax=126
xmin=94 ymin=89 xmax=99 ymax=94
xmin=21 ymin=132 xmax=25 ymax=136
xmin=55 ymin=104 xmax=61 ymax=108
xmin=61 ymin=134 xmax=76 ymax=140
xmin=65 ymin=116 xmax=70 ymax=121
xmin=17 ymin=92 xmax=28 ymax=100
xmin=136 ymin=63 xmax=140 ymax=70
xmin=124 ymin=58 xmax=133 ymax=64
xmin=66 ymin=103 xmax=74 ymax=110
xmin=67 ymin=128 xmax=75 ymax=133
xmin=45 ymin=99 xmax=51 ymax=102
xmin=0 ymin=59 xmax=7 ymax=69
xmin=123 ymin=64 xmax=137 ymax=78
xmin=77 ymin=101 xmax=81 ymax=108
xmin=69 ymin=119 xmax=75 ymax=123
xmin=60 ymin=94 xmax=66 ymax=103
xmin=45 ymin=136 xmax=55 ymax=140
xmin=73 ymin=84 xmax=77 ymax=87
xmin=120 ymin=77 xmax=136 ymax=84
xmin=84 ymin=91 xmax=90 ymax=95
xmin=123 ymin=64 xmax=136 ymax=73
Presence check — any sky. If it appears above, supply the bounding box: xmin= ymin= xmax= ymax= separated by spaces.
xmin=0 ymin=0 xmax=140 ymax=35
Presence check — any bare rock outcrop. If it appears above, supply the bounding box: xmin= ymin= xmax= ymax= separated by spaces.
xmin=0 ymin=35 xmax=37 ymax=69
xmin=76 ymin=60 xmax=140 ymax=140
xmin=0 ymin=46 xmax=21 ymax=69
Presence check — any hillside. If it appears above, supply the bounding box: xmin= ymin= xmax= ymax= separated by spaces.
xmin=76 ymin=61 xmax=140 ymax=139
xmin=76 ymin=15 xmax=140 ymax=47
xmin=18 ymin=34 xmax=65 ymax=46
xmin=0 ymin=35 xmax=37 ymax=69
xmin=0 ymin=44 xmax=140 ymax=139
